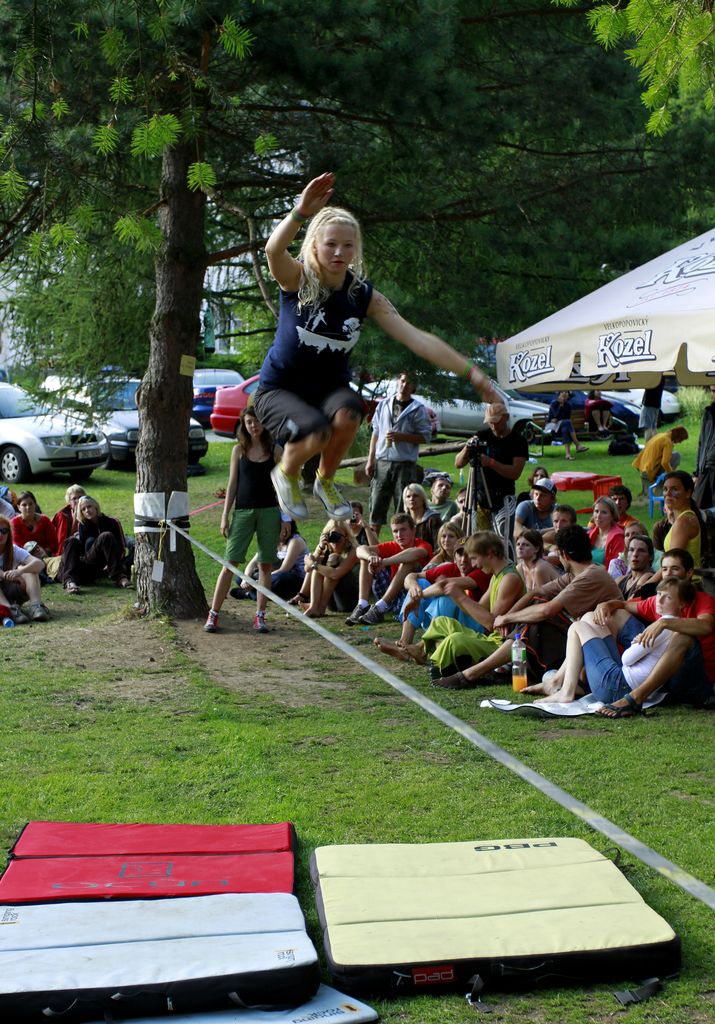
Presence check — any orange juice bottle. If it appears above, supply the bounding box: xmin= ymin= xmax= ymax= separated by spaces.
xmin=511 ymin=633 xmax=527 ymax=692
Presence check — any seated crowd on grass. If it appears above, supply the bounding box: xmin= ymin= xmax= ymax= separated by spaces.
xmin=357 ymin=464 xmax=714 ymax=719
xmin=0 ymin=483 xmax=133 ymax=625
xmin=5 ymin=405 xmax=713 ymax=721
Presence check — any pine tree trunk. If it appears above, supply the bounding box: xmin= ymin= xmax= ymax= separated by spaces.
xmin=135 ymin=143 xmax=209 ymax=618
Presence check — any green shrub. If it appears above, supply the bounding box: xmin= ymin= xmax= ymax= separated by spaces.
xmin=677 ymin=386 xmax=711 ymax=421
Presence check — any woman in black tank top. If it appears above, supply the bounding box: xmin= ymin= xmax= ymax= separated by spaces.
xmin=204 ymin=409 xmax=280 ymax=635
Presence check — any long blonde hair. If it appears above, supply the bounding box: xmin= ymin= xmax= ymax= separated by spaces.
xmin=312 ymin=518 xmax=357 ymax=561
xmin=432 ymin=522 xmax=465 ymax=564
xmin=298 ymin=207 xmax=366 ymax=311
xmin=76 ymin=495 xmax=101 ymax=524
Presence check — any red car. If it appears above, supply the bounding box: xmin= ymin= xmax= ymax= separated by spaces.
xmin=210 ymin=375 xmax=260 ymax=437
xmin=210 ymin=375 xmax=438 ymax=439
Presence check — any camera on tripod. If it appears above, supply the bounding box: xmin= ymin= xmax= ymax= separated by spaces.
xmin=466 ymin=437 xmax=489 ymax=462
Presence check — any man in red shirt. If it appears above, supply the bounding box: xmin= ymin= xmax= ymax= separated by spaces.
xmin=345 ymin=512 xmax=432 ymax=625
xmin=592 ymin=548 xmax=715 ymax=715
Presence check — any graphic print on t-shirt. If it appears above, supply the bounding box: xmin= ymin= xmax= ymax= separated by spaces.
xmin=296 ymin=309 xmax=362 ymax=353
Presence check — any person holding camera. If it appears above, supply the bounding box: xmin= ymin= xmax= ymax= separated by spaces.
xmin=455 ymin=402 xmax=528 ymax=533
xmin=300 ymin=519 xmax=360 ymax=617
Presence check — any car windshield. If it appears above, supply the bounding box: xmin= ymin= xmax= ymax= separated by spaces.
xmin=104 ymin=380 xmax=140 ymax=411
xmin=0 ymin=386 xmax=47 ymax=418
xmin=195 ymin=370 xmax=243 ymax=386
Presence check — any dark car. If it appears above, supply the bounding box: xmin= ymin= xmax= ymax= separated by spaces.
xmin=100 ymin=379 xmax=208 ymax=467
xmin=210 ymin=375 xmax=260 ymax=437
xmin=520 ymin=390 xmax=640 ymax=434
xmin=192 ymin=368 xmax=244 ymax=425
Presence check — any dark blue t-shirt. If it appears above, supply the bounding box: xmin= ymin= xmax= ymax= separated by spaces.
xmin=549 ymin=399 xmax=572 ymax=422
xmin=259 ymin=270 xmax=373 ymax=404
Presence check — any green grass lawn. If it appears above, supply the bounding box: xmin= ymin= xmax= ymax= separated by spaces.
xmin=1 ymin=422 xmax=712 ymax=1023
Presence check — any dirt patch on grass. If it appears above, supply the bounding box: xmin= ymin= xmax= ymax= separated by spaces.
xmin=669 ymin=789 xmax=715 ymax=807
xmin=174 ymin=606 xmax=368 ymax=706
xmin=38 ymin=615 xmax=175 ymax=673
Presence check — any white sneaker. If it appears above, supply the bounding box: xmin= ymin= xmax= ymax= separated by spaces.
xmin=271 ymin=465 xmax=308 ymax=519
xmin=313 ymin=473 xmax=351 ymax=518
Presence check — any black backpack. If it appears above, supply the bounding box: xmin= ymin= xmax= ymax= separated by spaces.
xmin=608 ymin=433 xmax=639 ymax=456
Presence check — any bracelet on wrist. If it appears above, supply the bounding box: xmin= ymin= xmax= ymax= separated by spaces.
xmin=290 ymin=206 xmax=308 ymax=224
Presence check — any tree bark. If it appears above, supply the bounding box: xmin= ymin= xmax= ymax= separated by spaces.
xmin=135 ymin=143 xmax=209 ymax=618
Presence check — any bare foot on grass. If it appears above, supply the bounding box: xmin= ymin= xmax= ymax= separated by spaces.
xmin=523 ymin=673 xmax=562 ymax=696
xmin=373 ymin=637 xmax=410 ymax=662
xmin=303 ymin=607 xmax=324 ymax=618
xmin=373 ymin=637 xmax=426 ymax=665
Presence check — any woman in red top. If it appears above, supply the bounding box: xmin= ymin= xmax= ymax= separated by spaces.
xmin=51 ymin=484 xmax=86 ymax=554
xmin=587 ymin=497 xmax=625 ymax=570
xmin=11 ymin=491 xmax=58 ymax=557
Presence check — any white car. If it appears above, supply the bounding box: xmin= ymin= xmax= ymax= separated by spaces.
xmin=600 ymin=388 xmax=681 ymax=422
xmin=358 ymin=380 xmax=441 ymax=436
xmin=0 ymin=383 xmax=108 ymax=484
xmin=366 ymin=375 xmax=549 ymax=440
xmin=428 ymin=377 xmax=550 ymax=440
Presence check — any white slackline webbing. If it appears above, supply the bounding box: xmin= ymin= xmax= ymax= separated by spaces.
xmin=172 ymin=522 xmax=715 ymax=913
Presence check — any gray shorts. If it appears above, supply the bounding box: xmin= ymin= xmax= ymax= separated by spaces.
xmin=638 ymin=406 xmax=660 ymax=430
xmin=253 ymin=385 xmax=363 ymax=445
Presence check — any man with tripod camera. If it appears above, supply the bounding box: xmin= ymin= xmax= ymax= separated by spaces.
xmin=454 ymin=402 xmax=528 ymax=533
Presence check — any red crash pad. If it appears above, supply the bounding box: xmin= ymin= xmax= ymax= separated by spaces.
xmin=0 ymin=821 xmax=296 ymax=903
xmin=0 ymin=852 xmax=294 ymax=903
xmin=11 ymin=820 xmax=294 ymax=858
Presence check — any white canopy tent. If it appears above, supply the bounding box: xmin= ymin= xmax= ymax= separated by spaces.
xmin=496 ymin=227 xmax=715 ymax=392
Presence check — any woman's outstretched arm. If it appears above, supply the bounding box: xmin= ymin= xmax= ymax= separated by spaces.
xmin=367 ymin=290 xmax=498 ymax=402
xmin=265 ymin=172 xmax=335 ymax=291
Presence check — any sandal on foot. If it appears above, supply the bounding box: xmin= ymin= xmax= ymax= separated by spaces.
xmin=432 ymin=670 xmax=476 ymax=690
xmin=599 ymin=693 xmax=644 ymax=718
xmin=576 ymin=445 xmax=589 ymax=453
xmin=64 ymin=581 xmax=81 ymax=595
xmin=116 ymin=576 xmax=132 ymax=589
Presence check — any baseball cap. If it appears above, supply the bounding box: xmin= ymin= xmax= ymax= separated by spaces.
xmin=532 ymin=479 xmax=557 ymax=496
xmin=484 ymin=402 xmax=508 ymax=424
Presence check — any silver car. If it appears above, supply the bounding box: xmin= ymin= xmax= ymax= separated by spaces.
xmin=429 ymin=377 xmax=550 ymax=440
xmin=0 ymin=383 xmax=108 ymax=484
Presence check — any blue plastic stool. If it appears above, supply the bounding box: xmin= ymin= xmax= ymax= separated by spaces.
xmin=648 ymin=472 xmax=666 ymax=518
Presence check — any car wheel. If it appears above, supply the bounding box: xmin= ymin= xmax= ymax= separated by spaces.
xmin=0 ymin=445 xmax=32 ymax=484
xmin=73 ymin=468 xmax=94 ymax=481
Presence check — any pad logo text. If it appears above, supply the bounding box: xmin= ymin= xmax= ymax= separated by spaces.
xmin=473 ymin=841 xmax=557 ymax=852
xmin=412 ymin=965 xmax=455 ymax=986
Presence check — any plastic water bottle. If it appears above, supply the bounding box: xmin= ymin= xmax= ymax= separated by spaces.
xmin=511 ymin=632 xmax=527 ymax=692
xmin=2 ymin=616 xmax=15 ymax=629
